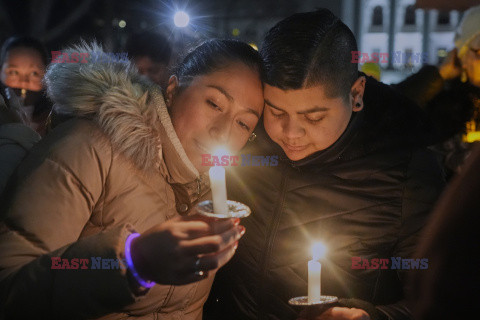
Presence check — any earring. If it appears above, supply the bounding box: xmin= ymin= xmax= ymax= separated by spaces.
xmin=165 ymin=98 xmax=170 ymax=105
xmin=248 ymin=132 xmax=257 ymax=142
xmin=461 ymin=69 xmax=468 ymax=83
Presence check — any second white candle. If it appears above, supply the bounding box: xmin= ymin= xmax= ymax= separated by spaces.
xmin=308 ymin=259 xmax=321 ymax=303
xmin=308 ymin=242 xmax=326 ymax=303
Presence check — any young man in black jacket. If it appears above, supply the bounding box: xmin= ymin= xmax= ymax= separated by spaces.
xmin=206 ymin=9 xmax=445 ymax=320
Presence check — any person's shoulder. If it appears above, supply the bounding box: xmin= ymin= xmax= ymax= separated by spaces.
xmin=361 ymin=77 xmax=436 ymax=147
xmin=49 ymin=118 xmax=111 ymax=151
xmin=0 ymin=123 xmax=40 ymax=149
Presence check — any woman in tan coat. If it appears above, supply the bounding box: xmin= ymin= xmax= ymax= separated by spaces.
xmin=0 ymin=39 xmax=264 ymax=319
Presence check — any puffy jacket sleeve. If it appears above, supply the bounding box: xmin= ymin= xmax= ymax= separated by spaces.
xmin=0 ymin=123 xmax=40 ymax=195
xmin=374 ymin=148 xmax=445 ymax=320
xmin=0 ymin=122 xmax=140 ymax=319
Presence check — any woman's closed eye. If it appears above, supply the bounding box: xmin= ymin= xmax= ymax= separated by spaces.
xmin=207 ymin=99 xmax=223 ymax=112
xmin=236 ymin=120 xmax=250 ymax=131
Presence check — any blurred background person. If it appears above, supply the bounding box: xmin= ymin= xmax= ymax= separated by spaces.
xmin=396 ymin=5 xmax=480 ymax=179
xmin=125 ymin=32 xmax=172 ymax=89
xmin=0 ymin=36 xmax=52 ymax=136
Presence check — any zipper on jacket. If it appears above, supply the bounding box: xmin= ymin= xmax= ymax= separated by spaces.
xmin=257 ymin=165 xmax=290 ymax=319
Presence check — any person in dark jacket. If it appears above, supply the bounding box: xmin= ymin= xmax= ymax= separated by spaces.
xmin=205 ymin=9 xmax=445 ymax=320
xmin=395 ymin=5 xmax=480 ymax=179
xmin=0 ymin=82 xmax=40 ymax=196
xmin=0 ymin=36 xmax=52 ymax=136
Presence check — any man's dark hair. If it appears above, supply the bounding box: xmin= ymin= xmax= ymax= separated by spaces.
xmin=125 ymin=32 xmax=172 ymax=64
xmin=261 ymin=9 xmax=358 ymax=100
xmin=0 ymin=36 xmax=48 ymax=67
xmin=174 ymin=39 xmax=263 ymax=88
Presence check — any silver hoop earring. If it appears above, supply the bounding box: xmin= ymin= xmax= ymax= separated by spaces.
xmin=248 ymin=132 xmax=257 ymax=142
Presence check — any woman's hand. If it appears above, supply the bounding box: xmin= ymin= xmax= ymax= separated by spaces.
xmin=130 ymin=214 xmax=245 ymax=285
xmin=298 ymin=307 xmax=371 ymax=320
xmin=439 ymin=48 xmax=462 ymax=80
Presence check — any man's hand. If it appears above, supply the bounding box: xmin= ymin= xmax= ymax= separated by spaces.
xmin=298 ymin=306 xmax=371 ymax=320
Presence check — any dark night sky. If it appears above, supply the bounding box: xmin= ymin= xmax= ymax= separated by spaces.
xmin=0 ymin=0 xmax=311 ymax=53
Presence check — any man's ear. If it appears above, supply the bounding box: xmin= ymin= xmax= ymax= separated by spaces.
xmin=165 ymin=75 xmax=179 ymax=108
xmin=350 ymin=76 xmax=366 ymax=112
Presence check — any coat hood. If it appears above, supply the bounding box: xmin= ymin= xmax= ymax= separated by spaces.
xmin=44 ymin=41 xmax=199 ymax=180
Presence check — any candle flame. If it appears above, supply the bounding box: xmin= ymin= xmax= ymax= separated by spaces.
xmin=312 ymin=242 xmax=326 ymax=261
xmin=212 ymin=146 xmax=230 ymax=160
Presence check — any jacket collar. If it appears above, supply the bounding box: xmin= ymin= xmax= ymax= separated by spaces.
xmin=150 ymin=90 xmax=199 ymax=184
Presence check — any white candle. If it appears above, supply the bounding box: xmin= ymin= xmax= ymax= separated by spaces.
xmin=308 ymin=242 xmax=326 ymax=303
xmin=209 ymin=166 xmax=228 ymax=215
xmin=308 ymin=260 xmax=321 ymax=303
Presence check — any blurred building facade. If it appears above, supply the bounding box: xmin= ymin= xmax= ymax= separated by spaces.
xmin=353 ymin=0 xmax=460 ymax=72
xmin=220 ymin=0 xmax=460 ymax=76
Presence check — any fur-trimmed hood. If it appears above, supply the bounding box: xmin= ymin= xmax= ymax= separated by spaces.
xmin=44 ymin=41 xmax=199 ymax=180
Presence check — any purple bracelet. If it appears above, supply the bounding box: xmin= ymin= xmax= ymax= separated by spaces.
xmin=125 ymin=232 xmax=155 ymax=288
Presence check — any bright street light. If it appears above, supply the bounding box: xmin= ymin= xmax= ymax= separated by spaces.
xmin=174 ymin=11 xmax=189 ymax=28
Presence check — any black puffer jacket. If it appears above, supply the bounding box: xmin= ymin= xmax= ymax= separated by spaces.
xmin=205 ymin=77 xmax=445 ymax=320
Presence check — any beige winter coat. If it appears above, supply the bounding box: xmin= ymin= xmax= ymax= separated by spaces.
xmin=0 ymin=44 xmax=214 ymax=319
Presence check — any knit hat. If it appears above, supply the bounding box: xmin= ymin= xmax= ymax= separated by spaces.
xmin=455 ymin=5 xmax=480 ymax=59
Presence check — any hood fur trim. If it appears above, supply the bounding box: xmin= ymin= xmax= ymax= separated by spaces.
xmin=44 ymin=41 xmax=165 ymax=172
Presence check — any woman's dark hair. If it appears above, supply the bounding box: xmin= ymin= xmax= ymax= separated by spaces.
xmin=174 ymin=39 xmax=263 ymax=87
xmin=0 ymin=36 xmax=49 ymax=67
xmin=260 ymin=9 xmax=358 ymax=100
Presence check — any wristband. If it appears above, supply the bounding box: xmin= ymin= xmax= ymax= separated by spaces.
xmin=125 ymin=232 xmax=155 ymax=288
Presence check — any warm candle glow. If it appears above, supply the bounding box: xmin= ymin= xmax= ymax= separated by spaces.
xmin=312 ymin=242 xmax=327 ymax=261
xmin=212 ymin=147 xmax=230 ymax=159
